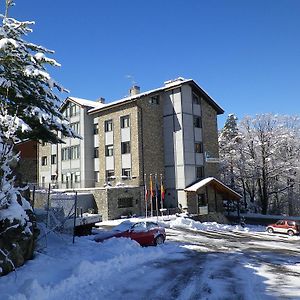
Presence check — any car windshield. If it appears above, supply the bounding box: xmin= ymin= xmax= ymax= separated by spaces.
xmin=131 ymin=222 xmax=147 ymax=232
xmin=113 ymin=221 xmax=135 ymax=232
xmin=146 ymin=222 xmax=158 ymax=230
xmin=276 ymin=220 xmax=285 ymax=225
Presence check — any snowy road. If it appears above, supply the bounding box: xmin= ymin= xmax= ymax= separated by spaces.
xmin=1 ymin=219 xmax=300 ymax=300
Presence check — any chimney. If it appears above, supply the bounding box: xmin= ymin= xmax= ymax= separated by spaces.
xmin=96 ymin=97 xmax=105 ymax=104
xmin=129 ymin=85 xmax=140 ymax=96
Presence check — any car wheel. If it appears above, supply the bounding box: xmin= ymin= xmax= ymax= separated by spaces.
xmin=288 ymin=230 xmax=294 ymax=236
xmin=267 ymin=227 xmax=273 ymax=234
xmin=155 ymin=235 xmax=165 ymax=246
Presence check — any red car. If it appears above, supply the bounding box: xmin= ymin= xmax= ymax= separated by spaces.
xmin=94 ymin=221 xmax=166 ymax=246
xmin=266 ymin=220 xmax=300 ymax=236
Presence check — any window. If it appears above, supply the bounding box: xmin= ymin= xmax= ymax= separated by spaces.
xmin=70 ymin=122 xmax=80 ymax=134
xmin=105 ymin=145 xmax=113 ymax=156
xmin=75 ymin=172 xmax=80 ymax=183
xmin=94 ymin=171 xmax=100 ymax=182
xmin=122 ymin=168 xmax=131 ymax=179
xmin=118 ymin=197 xmax=133 ymax=208
xmin=51 ymin=154 xmax=57 ymax=165
xmin=120 ymin=115 xmax=130 ymax=128
xmin=62 ymin=148 xmax=70 ymax=161
xmin=106 ymin=170 xmax=115 ymax=180
xmin=194 ymin=116 xmax=202 ymax=128
xmin=121 ymin=141 xmax=130 ymax=154
xmin=70 ymin=145 xmax=80 ymax=159
xmin=41 ymin=156 xmax=47 ymax=166
xmin=195 ymin=142 xmax=203 ymax=153
xmin=93 ymin=123 xmax=99 ymax=135
xmin=41 ymin=176 xmax=45 ymax=187
xmin=197 ymin=194 xmax=206 ymax=206
xmin=62 ymin=146 xmax=80 ymax=160
xmin=61 ymin=174 xmax=66 ymax=183
xmin=70 ymin=103 xmax=78 ymax=116
xmin=94 ymin=147 xmax=99 ymax=158
xmin=104 ymin=120 xmax=113 ymax=132
xmin=51 ymin=175 xmax=57 ymax=181
xmin=192 ymin=93 xmax=201 ymax=105
xmin=149 ymin=95 xmax=160 ymax=105
xmin=196 ymin=166 xmax=204 ymax=179
xmin=41 ymin=141 xmax=47 ymax=146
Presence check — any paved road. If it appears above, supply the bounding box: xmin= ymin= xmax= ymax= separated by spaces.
xmin=144 ymin=227 xmax=300 ymax=300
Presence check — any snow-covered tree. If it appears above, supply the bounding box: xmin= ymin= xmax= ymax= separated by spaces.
xmin=0 ymin=1 xmax=76 ymax=275
xmin=0 ymin=0 xmax=77 ymax=143
xmin=220 ymin=113 xmax=300 ymax=215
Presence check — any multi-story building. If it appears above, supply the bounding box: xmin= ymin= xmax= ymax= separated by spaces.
xmin=38 ymin=77 xmax=224 ymax=213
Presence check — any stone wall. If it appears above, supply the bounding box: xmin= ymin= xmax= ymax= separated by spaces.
xmin=201 ymin=97 xmax=221 ymax=179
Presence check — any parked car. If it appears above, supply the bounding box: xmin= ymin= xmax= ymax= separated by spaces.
xmin=94 ymin=221 xmax=166 ymax=246
xmin=266 ymin=220 xmax=300 ymax=236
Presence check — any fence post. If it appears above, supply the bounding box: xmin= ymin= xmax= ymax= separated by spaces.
xmin=73 ymin=191 xmax=78 ymax=244
xmin=46 ymin=183 xmax=51 ymax=228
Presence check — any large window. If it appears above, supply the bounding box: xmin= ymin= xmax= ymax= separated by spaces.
xmin=121 ymin=141 xmax=130 ymax=154
xmin=62 ymin=148 xmax=69 ymax=161
xmin=120 ymin=115 xmax=130 ymax=128
xmin=194 ymin=116 xmax=202 ymax=128
xmin=105 ymin=145 xmax=113 ymax=156
xmin=70 ymin=122 xmax=80 ymax=134
xmin=195 ymin=142 xmax=203 ymax=154
xmin=62 ymin=145 xmax=80 ymax=161
xmin=41 ymin=156 xmax=47 ymax=166
xmin=70 ymin=103 xmax=78 ymax=117
xmin=70 ymin=145 xmax=80 ymax=160
xmin=105 ymin=120 xmax=113 ymax=132
xmin=196 ymin=166 xmax=204 ymax=180
xmin=118 ymin=197 xmax=133 ymax=208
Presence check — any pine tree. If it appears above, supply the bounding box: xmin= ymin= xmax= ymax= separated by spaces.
xmin=0 ymin=0 xmax=77 ymax=143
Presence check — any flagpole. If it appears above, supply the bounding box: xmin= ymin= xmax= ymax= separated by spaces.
xmin=144 ymin=173 xmax=148 ymax=219
xmin=160 ymin=174 xmax=164 ymax=214
xmin=150 ymin=174 xmax=153 ymax=217
xmin=155 ymin=173 xmax=159 ymax=222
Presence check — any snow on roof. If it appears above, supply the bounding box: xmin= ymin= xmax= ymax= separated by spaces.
xmin=67 ymin=97 xmax=106 ymax=109
xmin=88 ymin=78 xmax=193 ymax=114
xmin=185 ymin=177 xmax=241 ymax=199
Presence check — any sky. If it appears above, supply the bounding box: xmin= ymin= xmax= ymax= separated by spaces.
xmin=3 ymin=0 xmax=300 ymax=128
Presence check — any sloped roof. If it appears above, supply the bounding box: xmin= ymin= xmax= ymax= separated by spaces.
xmin=185 ymin=177 xmax=241 ymax=201
xmin=61 ymin=97 xmax=106 ymax=110
xmin=88 ymin=78 xmax=224 ymax=115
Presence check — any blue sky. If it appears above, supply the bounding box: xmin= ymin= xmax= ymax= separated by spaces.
xmin=5 ymin=0 xmax=300 ymax=128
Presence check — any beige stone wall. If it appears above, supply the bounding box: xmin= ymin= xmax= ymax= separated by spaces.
xmin=137 ymin=93 xmax=165 ymax=184
xmin=97 ymin=103 xmax=140 ymax=187
xmin=38 ymin=143 xmax=52 ymax=184
xmin=201 ymin=98 xmax=221 ymax=179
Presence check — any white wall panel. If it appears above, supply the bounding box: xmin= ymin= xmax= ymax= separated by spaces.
xmin=194 ymin=128 xmax=202 ymax=141
xmin=193 ymin=103 xmax=201 ymax=116
xmin=173 ymin=88 xmax=182 ymax=114
xmin=121 ymin=154 xmax=131 ymax=168
xmin=176 ymin=165 xmax=185 ymax=189
xmin=105 ymin=156 xmax=114 ymax=170
xmin=121 ymin=127 xmax=130 ymax=142
xmin=94 ymin=158 xmax=99 ymax=171
xmin=105 ymin=131 xmax=113 ymax=145
xmin=185 ymin=165 xmax=196 ymax=187
xmin=163 ymin=91 xmax=173 ymax=116
xmin=181 ymin=85 xmax=193 ymax=114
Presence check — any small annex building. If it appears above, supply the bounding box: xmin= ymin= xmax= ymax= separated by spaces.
xmin=184 ymin=177 xmax=241 ymax=215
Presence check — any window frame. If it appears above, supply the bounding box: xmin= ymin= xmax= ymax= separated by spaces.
xmin=104 ymin=119 xmax=113 ymax=132
xmin=105 ymin=145 xmax=114 ymax=157
xmin=120 ymin=115 xmax=130 ymax=128
xmin=121 ymin=141 xmax=131 ymax=154
xmin=41 ymin=156 xmax=47 ymax=166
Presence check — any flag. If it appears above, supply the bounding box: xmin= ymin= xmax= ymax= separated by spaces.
xmin=150 ymin=175 xmax=154 ymax=198
xmin=155 ymin=174 xmax=159 ymax=199
xmin=161 ymin=180 xmax=165 ymax=202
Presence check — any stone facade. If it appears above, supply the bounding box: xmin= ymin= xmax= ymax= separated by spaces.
xmin=201 ymin=97 xmax=220 ymax=179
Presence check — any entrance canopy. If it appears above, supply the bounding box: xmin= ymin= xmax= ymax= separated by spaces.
xmin=185 ymin=177 xmax=241 ymax=201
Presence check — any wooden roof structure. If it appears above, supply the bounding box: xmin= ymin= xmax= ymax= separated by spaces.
xmin=185 ymin=177 xmax=242 ymax=201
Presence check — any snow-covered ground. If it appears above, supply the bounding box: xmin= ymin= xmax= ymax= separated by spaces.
xmin=1 ymin=216 xmax=300 ymax=300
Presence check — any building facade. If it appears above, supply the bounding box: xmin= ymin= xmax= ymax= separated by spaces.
xmin=38 ymin=78 xmax=224 ymax=211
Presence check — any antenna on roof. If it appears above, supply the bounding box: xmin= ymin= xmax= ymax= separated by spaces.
xmin=125 ymin=74 xmax=137 ymax=86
